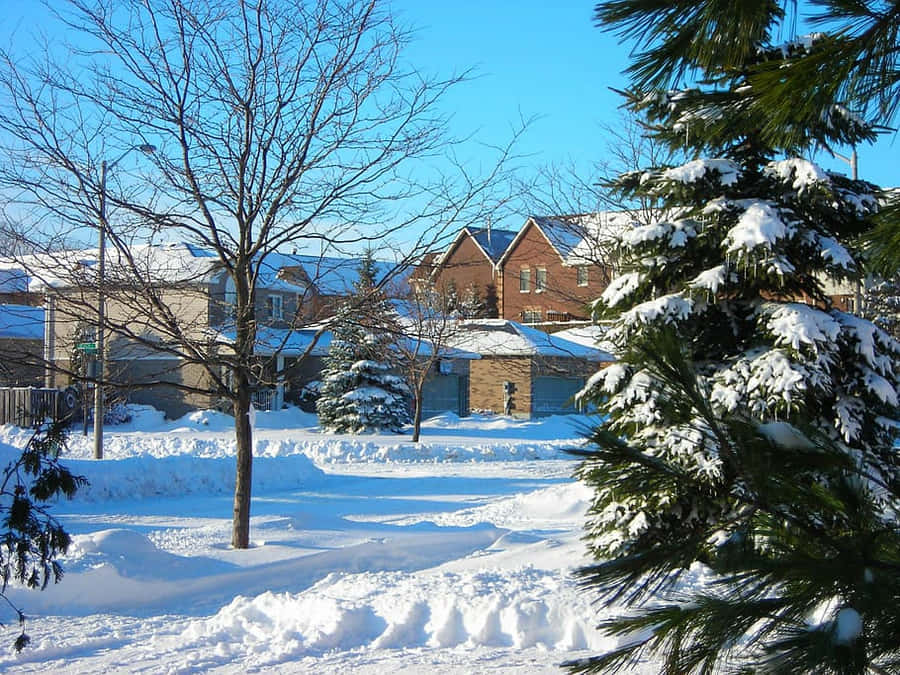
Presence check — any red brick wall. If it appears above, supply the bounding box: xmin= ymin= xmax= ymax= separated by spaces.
xmin=432 ymin=234 xmax=498 ymax=301
xmin=501 ymin=221 xmax=610 ymax=324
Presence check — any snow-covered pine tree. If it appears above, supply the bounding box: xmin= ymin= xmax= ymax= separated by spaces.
xmin=316 ymin=252 xmax=411 ymax=433
xmin=569 ymin=94 xmax=900 ymax=674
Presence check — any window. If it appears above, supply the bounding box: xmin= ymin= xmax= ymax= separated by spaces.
xmin=519 ymin=267 xmax=531 ymax=293
xmin=224 ymin=277 xmax=237 ymax=319
xmin=266 ymin=295 xmax=283 ymax=320
xmin=522 ymin=309 xmax=541 ymax=324
xmin=576 ymin=266 xmax=589 ymax=287
xmin=535 ymin=267 xmax=547 ymax=293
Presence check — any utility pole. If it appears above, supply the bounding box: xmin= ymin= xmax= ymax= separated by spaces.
xmin=93 ymin=144 xmax=155 ymax=460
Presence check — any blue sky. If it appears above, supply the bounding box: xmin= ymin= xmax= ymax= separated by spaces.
xmin=2 ymin=0 xmax=896 ymax=232
xmin=391 ymin=0 xmax=896 ymax=189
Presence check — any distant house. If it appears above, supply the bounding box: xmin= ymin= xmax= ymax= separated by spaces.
xmin=448 ymin=319 xmax=613 ymax=418
xmin=0 ymin=243 xmax=413 ymax=418
xmin=423 ymin=214 xmax=627 ymax=327
xmin=0 ymin=304 xmax=45 ymax=386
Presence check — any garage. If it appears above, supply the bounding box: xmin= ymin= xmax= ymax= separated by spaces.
xmin=421 ymin=373 xmax=469 ymax=418
xmin=531 ymin=376 xmax=585 ymax=416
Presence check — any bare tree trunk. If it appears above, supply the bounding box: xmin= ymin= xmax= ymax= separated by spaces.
xmin=232 ymin=377 xmax=253 ymax=549
xmin=412 ymin=380 xmax=424 ymax=443
xmin=232 ymin=263 xmax=255 ymax=549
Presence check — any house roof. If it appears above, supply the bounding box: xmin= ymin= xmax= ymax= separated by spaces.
xmin=0 ymin=244 xmax=409 ymax=297
xmin=499 ymin=212 xmax=634 ymax=267
xmin=0 ymin=304 xmax=44 ymax=340
xmin=214 ymin=326 xmax=332 ymax=357
xmin=270 ymin=254 xmax=410 ymax=297
xmin=435 ymin=226 xmax=518 ymax=271
xmin=447 ymin=319 xmax=614 ymax=361
xmin=468 ymin=227 xmax=517 ymax=263
xmin=214 ymin=324 xmax=479 ymax=360
xmin=551 ymin=324 xmax=616 ymax=356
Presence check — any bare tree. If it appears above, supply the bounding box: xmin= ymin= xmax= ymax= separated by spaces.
xmin=0 ymin=0 xmax=520 ymax=548
xmin=393 ymin=283 xmax=469 ymax=442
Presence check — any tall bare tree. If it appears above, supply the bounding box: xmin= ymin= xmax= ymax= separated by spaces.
xmin=0 ymin=0 xmax=519 ymax=548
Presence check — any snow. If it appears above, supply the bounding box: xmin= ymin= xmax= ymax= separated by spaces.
xmin=448 ymin=320 xmax=613 ymax=361
xmin=688 ymin=264 xmax=730 ymax=294
xmin=764 ymin=158 xmax=829 ymax=192
xmin=832 ymin=607 xmax=863 ymax=645
xmin=0 ymin=304 xmax=44 ymax=339
xmin=0 ymin=407 xmax=666 ymax=673
xmin=600 ymin=271 xmax=643 ymax=308
xmin=764 ymin=303 xmax=840 ymax=352
xmin=724 ymin=201 xmax=793 ymax=255
xmin=663 ymin=158 xmax=741 ymax=186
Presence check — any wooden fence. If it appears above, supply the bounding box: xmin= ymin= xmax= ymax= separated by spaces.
xmin=0 ymin=387 xmax=74 ymax=427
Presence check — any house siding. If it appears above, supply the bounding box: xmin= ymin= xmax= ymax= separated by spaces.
xmin=0 ymin=338 xmax=44 ymax=386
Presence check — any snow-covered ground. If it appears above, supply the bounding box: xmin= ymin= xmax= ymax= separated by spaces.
xmin=0 ymin=407 xmax=656 ymax=673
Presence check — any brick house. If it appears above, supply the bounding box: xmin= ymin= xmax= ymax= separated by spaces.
xmin=423 ymin=214 xmax=627 ymax=327
xmin=498 ymin=214 xmax=625 ymax=326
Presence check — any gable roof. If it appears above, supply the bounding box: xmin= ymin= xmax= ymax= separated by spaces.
xmin=435 ymin=225 xmax=518 ymax=271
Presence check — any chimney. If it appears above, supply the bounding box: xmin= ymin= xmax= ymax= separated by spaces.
xmin=486 ymin=215 xmax=492 ymax=250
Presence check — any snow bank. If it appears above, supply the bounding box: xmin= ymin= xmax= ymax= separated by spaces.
xmin=176 ymin=567 xmax=615 ymax=670
xmin=0 ymin=439 xmax=325 ymax=502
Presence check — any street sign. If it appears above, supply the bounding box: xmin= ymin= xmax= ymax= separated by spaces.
xmin=76 ymin=342 xmax=97 ymax=352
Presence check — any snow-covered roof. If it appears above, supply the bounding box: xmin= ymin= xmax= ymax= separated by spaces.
xmin=448 ymin=319 xmax=614 ymax=361
xmin=215 ymin=325 xmax=478 ymax=360
xmin=266 ymin=253 xmax=411 ymax=297
xmin=500 ymin=213 xmax=634 ymax=267
xmin=0 ymin=304 xmax=44 ymax=340
xmin=0 ymin=243 xmax=224 ymax=291
xmin=551 ymin=324 xmax=616 ymax=356
xmin=215 ymin=326 xmax=332 ymax=357
xmin=0 ymin=244 xmax=409 ymax=297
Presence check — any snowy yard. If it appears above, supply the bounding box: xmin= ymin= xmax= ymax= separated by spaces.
xmin=0 ymin=407 xmax=661 ymax=674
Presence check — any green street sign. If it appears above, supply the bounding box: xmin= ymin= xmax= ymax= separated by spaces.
xmin=76 ymin=342 xmax=97 ymax=352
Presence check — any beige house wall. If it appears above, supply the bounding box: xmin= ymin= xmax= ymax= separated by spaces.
xmin=469 ymin=356 xmax=532 ymax=417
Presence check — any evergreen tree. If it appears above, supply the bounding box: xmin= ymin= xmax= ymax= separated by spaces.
xmin=316 ymin=252 xmax=411 ymax=433
xmin=570 ymin=72 xmax=900 ymax=675
xmin=1 ymin=421 xmax=86 ymax=651
xmin=595 ymin=0 xmax=900 ymax=275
